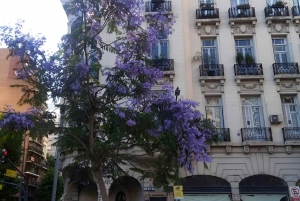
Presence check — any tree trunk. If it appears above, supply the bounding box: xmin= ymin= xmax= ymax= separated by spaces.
xmin=92 ymin=169 xmax=110 ymax=201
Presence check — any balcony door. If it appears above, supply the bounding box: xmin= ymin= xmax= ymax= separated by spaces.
xmin=281 ymin=96 xmax=300 ymax=127
xmin=272 ymin=38 xmax=289 ymax=63
xmin=152 ymin=36 xmax=169 ymax=59
xmin=241 ymin=97 xmax=264 ymax=128
xmin=235 ymin=39 xmax=254 ymax=62
xmin=205 ymin=97 xmax=223 ymax=128
xmin=231 ymin=0 xmax=248 ymax=7
xmin=202 ymin=39 xmax=218 ymax=65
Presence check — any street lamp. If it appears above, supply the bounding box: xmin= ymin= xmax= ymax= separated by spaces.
xmin=175 ymin=87 xmax=180 ymax=101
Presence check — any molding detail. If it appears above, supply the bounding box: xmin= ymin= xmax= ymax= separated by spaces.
xmin=236 ymin=78 xmax=264 ymax=93
xmin=265 ymin=17 xmax=291 ymax=33
xmin=196 ymin=19 xmax=220 ymax=35
xmin=244 ymin=146 xmax=249 ymax=154
xmin=286 ymin=146 xmax=292 ymax=154
xmin=274 ymin=76 xmax=300 ymax=92
xmin=226 ymin=146 xmax=232 ymax=153
xmin=268 ymin=146 xmax=274 ymax=154
xmin=199 ymin=78 xmax=225 ymax=93
xmin=229 ymin=18 xmax=257 ymax=34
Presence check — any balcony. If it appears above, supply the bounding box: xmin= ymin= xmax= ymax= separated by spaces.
xmin=264 ymin=6 xmax=291 ymax=33
xmin=234 ymin=63 xmax=263 ymax=76
xmin=228 ymin=7 xmax=256 ymax=18
xmin=199 ymin=1 xmax=214 ymax=10
xmin=196 ymin=8 xmax=219 ymax=19
xmin=216 ymin=128 xmax=231 ymax=142
xmin=273 ymin=63 xmax=299 ymax=75
xmin=145 ymin=1 xmax=172 ymax=12
xmin=199 ymin=64 xmax=225 ymax=93
xmin=283 ymin=127 xmax=300 ymax=141
xmin=152 ymin=59 xmax=174 ymax=71
xmin=28 ymin=145 xmax=43 ymax=156
xmin=265 ymin=6 xmax=290 ymax=17
xmin=241 ymin=127 xmax=273 ymax=142
xmin=199 ymin=64 xmax=224 ymax=76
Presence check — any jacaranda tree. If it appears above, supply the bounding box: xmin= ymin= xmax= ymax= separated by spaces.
xmin=0 ymin=0 xmax=216 ymax=200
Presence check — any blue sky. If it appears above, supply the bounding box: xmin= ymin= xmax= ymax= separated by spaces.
xmin=0 ymin=0 xmax=68 ymax=52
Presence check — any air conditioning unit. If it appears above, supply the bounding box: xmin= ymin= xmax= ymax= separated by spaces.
xmin=269 ymin=115 xmax=283 ymax=124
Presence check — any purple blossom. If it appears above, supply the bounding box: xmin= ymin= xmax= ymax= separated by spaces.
xmin=126 ymin=119 xmax=136 ymax=126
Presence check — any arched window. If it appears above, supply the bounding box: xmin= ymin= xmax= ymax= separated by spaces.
xmin=181 ymin=175 xmax=231 ymax=194
xmin=239 ymin=174 xmax=288 ymax=194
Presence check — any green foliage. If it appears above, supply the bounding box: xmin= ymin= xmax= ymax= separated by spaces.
xmin=0 ymin=131 xmax=23 ymax=200
xmin=36 ymin=168 xmax=64 ymax=201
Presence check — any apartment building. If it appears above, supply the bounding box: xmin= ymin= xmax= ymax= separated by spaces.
xmin=60 ymin=0 xmax=300 ymax=201
xmin=0 ymin=48 xmax=49 ymax=201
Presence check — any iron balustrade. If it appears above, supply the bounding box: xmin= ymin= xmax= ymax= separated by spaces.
xmin=199 ymin=64 xmax=224 ymax=76
xmin=264 ymin=6 xmax=289 ymax=17
xmin=215 ymin=128 xmax=231 ymax=142
xmin=241 ymin=127 xmax=272 ymax=142
xmin=152 ymin=59 xmax=174 ymax=71
xmin=282 ymin=127 xmax=300 ymax=141
xmin=199 ymin=1 xmax=214 ymax=9
xmin=292 ymin=6 xmax=300 ymax=16
xmin=145 ymin=1 xmax=172 ymax=12
xmin=234 ymin=63 xmax=263 ymax=76
xmin=273 ymin=63 xmax=299 ymax=75
xmin=196 ymin=8 xmax=219 ymax=19
xmin=27 ymin=145 xmax=43 ymax=155
xmin=228 ymin=7 xmax=256 ymax=18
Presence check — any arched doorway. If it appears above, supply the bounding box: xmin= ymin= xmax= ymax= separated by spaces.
xmin=180 ymin=175 xmax=231 ymax=201
xmin=239 ymin=175 xmax=288 ymax=201
xmin=109 ymin=176 xmax=142 ymax=201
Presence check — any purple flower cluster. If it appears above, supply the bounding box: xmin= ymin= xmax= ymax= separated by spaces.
xmin=0 ymin=106 xmax=39 ymax=132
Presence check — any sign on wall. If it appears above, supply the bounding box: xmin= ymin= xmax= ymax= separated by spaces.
xmin=289 ymin=186 xmax=300 ymax=201
xmin=173 ymin=185 xmax=183 ymax=199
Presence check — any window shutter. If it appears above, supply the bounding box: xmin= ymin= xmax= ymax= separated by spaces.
xmin=242 ymin=105 xmax=252 ymax=127
xmin=282 ymin=104 xmax=291 ymax=127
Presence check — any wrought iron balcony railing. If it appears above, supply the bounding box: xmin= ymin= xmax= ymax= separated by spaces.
xmin=292 ymin=6 xmax=300 ymax=16
xmin=145 ymin=1 xmax=172 ymax=12
xmin=234 ymin=63 xmax=263 ymax=76
xmin=241 ymin=127 xmax=272 ymax=142
xmin=282 ymin=127 xmax=300 ymax=141
xmin=28 ymin=145 xmax=44 ymax=155
xmin=196 ymin=8 xmax=219 ymax=19
xmin=264 ymin=6 xmax=290 ymax=18
xmin=228 ymin=7 xmax=256 ymax=18
xmin=273 ymin=63 xmax=299 ymax=75
xmin=152 ymin=59 xmax=174 ymax=71
xmin=215 ymin=128 xmax=231 ymax=142
xmin=199 ymin=64 xmax=224 ymax=76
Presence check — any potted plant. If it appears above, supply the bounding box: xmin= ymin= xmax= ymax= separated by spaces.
xmin=237 ymin=3 xmax=250 ymax=9
xmin=236 ymin=52 xmax=244 ymax=65
xmin=245 ymin=53 xmax=255 ymax=65
xmin=271 ymin=0 xmax=287 ymax=8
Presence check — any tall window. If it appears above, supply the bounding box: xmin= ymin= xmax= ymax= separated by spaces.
xmin=205 ymin=97 xmax=223 ymax=128
xmin=202 ymin=39 xmax=218 ymax=65
xmin=235 ymin=39 xmax=254 ymax=60
xmin=294 ymin=0 xmax=300 ymax=6
xmin=231 ymin=0 xmax=248 ymax=7
xmin=272 ymin=38 xmax=289 ymax=63
xmin=241 ymin=97 xmax=264 ymax=128
xmin=152 ymin=38 xmax=169 ymax=59
xmin=281 ymin=96 xmax=300 ymax=127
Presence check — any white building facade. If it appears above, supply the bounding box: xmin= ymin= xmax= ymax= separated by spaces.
xmin=60 ymin=0 xmax=300 ymax=201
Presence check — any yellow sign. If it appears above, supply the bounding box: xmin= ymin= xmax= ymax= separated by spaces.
xmin=0 ymin=185 xmax=2 ymax=190
xmin=5 ymin=169 xmax=17 ymax=178
xmin=173 ymin=185 xmax=183 ymax=199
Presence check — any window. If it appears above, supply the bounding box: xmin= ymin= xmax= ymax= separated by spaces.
xmin=272 ymin=38 xmax=289 ymax=63
xmin=235 ymin=39 xmax=254 ymax=62
xmin=231 ymin=0 xmax=248 ymax=7
xmin=202 ymin=39 xmax=218 ymax=64
xmin=205 ymin=97 xmax=223 ymax=128
xmin=294 ymin=0 xmax=300 ymax=6
xmin=152 ymin=36 xmax=169 ymax=59
xmin=241 ymin=97 xmax=264 ymax=128
xmin=281 ymin=96 xmax=300 ymax=127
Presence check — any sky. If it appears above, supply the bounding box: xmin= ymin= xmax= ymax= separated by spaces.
xmin=0 ymin=0 xmax=68 ymax=52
